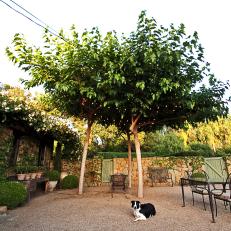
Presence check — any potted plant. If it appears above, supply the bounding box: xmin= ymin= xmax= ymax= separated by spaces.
xmin=46 ymin=170 xmax=60 ymax=191
xmin=36 ymin=166 xmax=45 ymax=179
xmin=29 ymin=166 xmax=38 ymax=179
xmin=24 ymin=166 xmax=31 ymax=180
xmin=15 ymin=166 xmax=27 ymax=180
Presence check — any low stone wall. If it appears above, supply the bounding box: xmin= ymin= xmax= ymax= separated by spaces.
xmin=59 ymin=156 xmax=231 ymax=187
xmin=113 ymin=157 xmax=187 ymax=186
xmin=61 ymin=158 xmax=102 ymax=186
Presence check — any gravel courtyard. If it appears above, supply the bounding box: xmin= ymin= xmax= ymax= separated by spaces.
xmin=0 ymin=186 xmax=231 ymax=231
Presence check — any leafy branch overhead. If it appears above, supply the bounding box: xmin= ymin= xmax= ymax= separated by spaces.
xmin=0 ymin=85 xmax=80 ymax=144
xmin=6 ymin=11 xmax=229 ymax=129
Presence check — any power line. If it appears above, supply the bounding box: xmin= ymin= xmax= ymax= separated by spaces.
xmin=9 ymin=0 xmax=59 ymax=36
xmin=0 ymin=0 xmax=66 ymax=40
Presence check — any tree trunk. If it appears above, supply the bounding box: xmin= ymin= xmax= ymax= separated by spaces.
xmin=54 ymin=142 xmax=62 ymax=172
xmin=127 ymin=132 xmax=132 ymax=188
xmin=78 ymin=122 xmax=92 ymax=195
xmin=130 ymin=116 xmax=143 ymax=198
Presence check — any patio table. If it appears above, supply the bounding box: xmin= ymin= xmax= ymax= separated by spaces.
xmin=180 ymin=177 xmax=226 ymax=223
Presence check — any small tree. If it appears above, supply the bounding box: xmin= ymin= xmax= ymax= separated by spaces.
xmin=6 ymin=27 xmax=122 ymax=194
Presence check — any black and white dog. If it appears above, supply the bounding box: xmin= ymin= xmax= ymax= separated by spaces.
xmin=131 ymin=200 xmax=156 ymax=221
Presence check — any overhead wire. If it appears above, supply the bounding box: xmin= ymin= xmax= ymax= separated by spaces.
xmin=8 ymin=0 xmax=59 ymax=36
xmin=0 ymin=0 xmax=66 ymax=41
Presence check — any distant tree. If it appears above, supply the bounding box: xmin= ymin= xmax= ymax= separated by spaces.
xmin=143 ymin=130 xmax=185 ymax=154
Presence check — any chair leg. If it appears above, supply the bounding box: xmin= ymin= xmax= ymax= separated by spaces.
xmin=214 ymin=198 xmax=218 ymax=217
xmin=224 ymin=201 xmax=228 ymax=210
xmin=202 ymin=194 xmax=206 ymax=211
xmin=192 ymin=192 xmax=194 ymax=206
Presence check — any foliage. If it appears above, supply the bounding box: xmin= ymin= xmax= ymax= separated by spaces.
xmin=184 ymin=117 xmax=231 ymax=151
xmin=6 ymin=11 xmax=229 ymax=131
xmin=61 ymin=175 xmax=78 ymax=189
xmin=142 ymin=130 xmax=185 ymax=154
xmin=96 ymin=151 xmax=209 ymax=159
xmin=189 ymin=143 xmax=213 ymax=156
xmin=98 ymin=11 xmax=229 ymax=133
xmin=180 ymin=156 xmax=204 ymax=173
xmin=0 ymin=181 xmax=27 ymax=208
xmin=151 ymin=156 xmax=177 ymax=170
xmin=191 ymin=171 xmax=206 ymax=178
xmin=89 ymin=123 xmax=126 ymax=152
xmin=0 ymin=86 xmax=81 ymax=145
xmin=19 ymin=153 xmax=38 ymax=167
xmin=46 ymin=170 xmax=60 ymax=181
xmin=14 ymin=166 xmax=28 ymax=174
xmin=14 ymin=165 xmax=38 ymax=174
xmin=0 ymin=126 xmax=13 ymax=181
xmin=216 ymin=147 xmax=231 ymax=157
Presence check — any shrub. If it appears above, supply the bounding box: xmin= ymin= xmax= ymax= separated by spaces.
xmin=191 ymin=172 xmax=206 ymax=178
xmin=61 ymin=175 xmax=78 ymax=189
xmin=46 ymin=170 xmax=60 ymax=181
xmin=15 ymin=166 xmax=28 ymax=174
xmin=0 ymin=181 xmax=27 ymax=209
xmin=189 ymin=143 xmax=213 ymax=156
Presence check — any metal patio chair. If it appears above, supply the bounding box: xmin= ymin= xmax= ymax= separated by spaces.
xmin=211 ymin=172 xmax=231 ymax=216
xmin=110 ymin=174 xmax=127 ymax=197
xmin=187 ymin=171 xmax=209 ymax=210
xmin=148 ymin=167 xmax=173 ymax=187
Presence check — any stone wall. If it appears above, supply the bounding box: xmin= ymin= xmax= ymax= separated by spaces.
xmin=59 ymin=156 xmax=231 ymax=187
xmin=18 ymin=136 xmax=40 ymax=163
xmin=0 ymin=126 xmax=52 ymax=168
xmin=61 ymin=158 xmax=102 ymax=186
xmin=113 ymin=157 xmax=186 ymax=186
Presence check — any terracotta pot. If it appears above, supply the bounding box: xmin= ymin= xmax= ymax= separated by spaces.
xmin=36 ymin=172 xmax=43 ymax=179
xmin=47 ymin=181 xmax=58 ymax=192
xmin=17 ymin=174 xmax=26 ymax=181
xmin=25 ymin=173 xmax=31 ymax=180
xmin=30 ymin=173 xmax=37 ymax=179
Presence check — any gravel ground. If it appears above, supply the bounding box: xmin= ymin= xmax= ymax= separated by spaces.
xmin=0 ymin=186 xmax=231 ymax=231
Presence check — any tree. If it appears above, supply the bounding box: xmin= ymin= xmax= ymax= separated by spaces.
xmin=98 ymin=11 xmax=229 ymax=197
xmin=6 ymin=11 xmax=229 ymax=198
xmin=6 ymin=26 xmax=123 ymax=194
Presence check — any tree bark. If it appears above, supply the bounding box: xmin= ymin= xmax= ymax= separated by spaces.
xmin=78 ymin=122 xmax=92 ymax=195
xmin=130 ymin=116 xmax=143 ymax=198
xmin=127 ymin=132 xmax=132 ymax=188
xmin=54 ymin=142 xmax=62 ymax=172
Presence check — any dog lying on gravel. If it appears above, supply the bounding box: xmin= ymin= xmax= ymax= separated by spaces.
xmin=131 ymin=200 xmax=156 ymax=221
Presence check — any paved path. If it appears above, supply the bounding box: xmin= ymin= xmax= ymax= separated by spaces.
xmin=0 ymin=186 xmax=231 ymax=231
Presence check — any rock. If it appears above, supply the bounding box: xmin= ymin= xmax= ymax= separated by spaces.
xmin=0 ymin=206 xmax=7 ymax=215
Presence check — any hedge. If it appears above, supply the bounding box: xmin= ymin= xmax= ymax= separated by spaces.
xmin=95 ymin=151 xmax=231 ymax=159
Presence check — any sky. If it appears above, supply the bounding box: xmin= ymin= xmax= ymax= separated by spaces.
xmin=0 ymin=0 xmax=230 ymax=108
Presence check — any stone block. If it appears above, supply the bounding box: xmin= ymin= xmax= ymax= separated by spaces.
xmin=0 ymin=206 xmax=7 ymax=215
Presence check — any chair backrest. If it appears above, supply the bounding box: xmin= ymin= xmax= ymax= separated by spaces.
xmin=148 ymin=167 xmax=169 ymax=180
xmin=111 ymin=174 xmax=126 ymax=186
xmin=204 ymin=157 xmax=228 ymax=182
